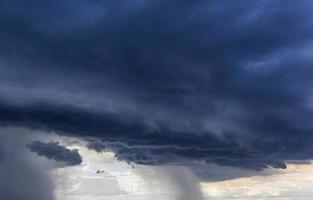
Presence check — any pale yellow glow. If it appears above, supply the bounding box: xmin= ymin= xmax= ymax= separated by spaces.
xmin=201 ymin=162 xmax=313 ymax=200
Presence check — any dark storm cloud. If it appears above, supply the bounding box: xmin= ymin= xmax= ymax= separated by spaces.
xmin=0 ymin=0 xmax=313 ymax=175
xmin=27 ymin=141 xmax=82 ymax=166
xmin=0 ymin=101 xmax=310 ymax=173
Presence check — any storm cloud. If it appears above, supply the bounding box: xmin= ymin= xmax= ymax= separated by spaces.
xmin=27 ymin=141 xmax=82 ymax=166
xmin=0 ymin=0 xmax=313 ymax=176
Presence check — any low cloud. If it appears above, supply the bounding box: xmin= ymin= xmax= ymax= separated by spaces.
xmin=27 ymin=141 xmax=82 ymax=166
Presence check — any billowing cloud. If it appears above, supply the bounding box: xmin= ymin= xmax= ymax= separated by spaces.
xmin=27 ymin=141 xmax=82 ymax=166
xmin=0 ymin=0 xmax=313 ymax=177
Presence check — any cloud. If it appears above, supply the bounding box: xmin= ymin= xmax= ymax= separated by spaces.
xmin=0 ymin=130 xmax=55 ymax=200
xmin=27 ymin=141 xmax=82 ymax=166
xmin=0 ymin=100 xmax=307 ymax=174
xmin=0 ymin=149 xmax=3 ymax=162
xmin=0 ymin=0 xmax=312 ymax=177
xmin=0 ymin=160 xmax=55 ymax=200
xmin=163 ymin=167 xmax=204 ymax=200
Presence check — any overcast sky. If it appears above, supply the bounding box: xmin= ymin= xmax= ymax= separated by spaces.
xmin=1 ymin=0 xmax=313 ymax=199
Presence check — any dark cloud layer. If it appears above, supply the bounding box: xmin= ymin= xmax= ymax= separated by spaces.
xmin=0 ymin=0 xmax=313 ymax=175
xmin=27 ymin=141 xmax=82 ymax=166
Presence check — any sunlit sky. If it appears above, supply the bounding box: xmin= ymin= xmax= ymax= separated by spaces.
xmin=56 ymin=147 xmax=313 ymax=200
xmin=58 ymin=147 xmax=313 ymax=200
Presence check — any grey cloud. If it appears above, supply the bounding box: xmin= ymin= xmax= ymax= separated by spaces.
xmin=0 ymin=160 xmax=55 ymax=200
xmin=0 ymin=102 xmax=303 ymax=172
xmin=0 ymin=131 xmax=55 ymax=200
xmin=0 ymin=0 xmax=312 ymax=177
xmin=27 ymin=141 xmax=82 ymax=166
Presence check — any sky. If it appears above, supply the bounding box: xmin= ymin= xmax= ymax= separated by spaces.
xmin=0 ymin=0 xmax=313 ymax=199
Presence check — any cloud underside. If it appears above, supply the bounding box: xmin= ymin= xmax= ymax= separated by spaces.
xmin=27 ymin=141 xmax=82 ymax=166
xmin=1 ymin=101 xmax=312 ymax=173
xmin=0 ymin=0 xmax=313 ymax=176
